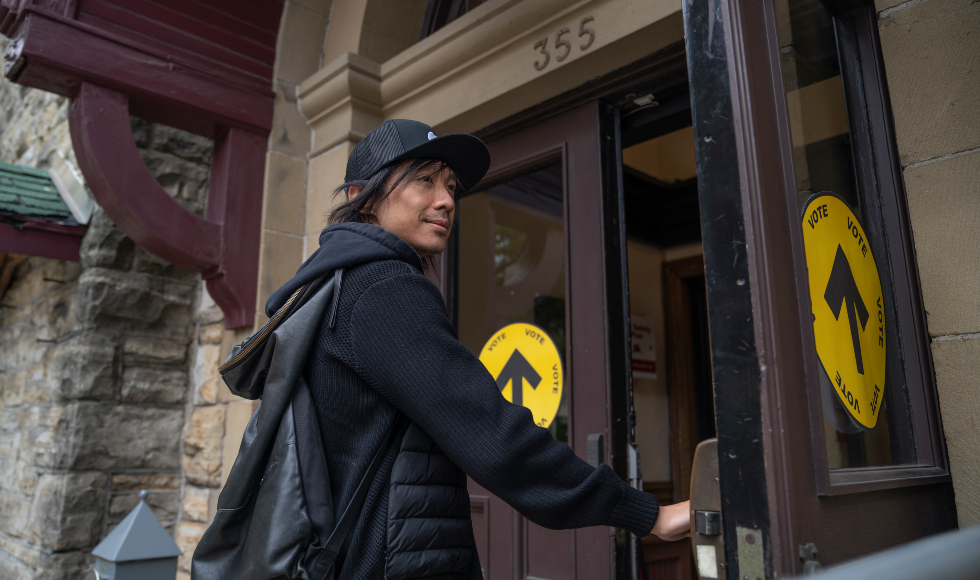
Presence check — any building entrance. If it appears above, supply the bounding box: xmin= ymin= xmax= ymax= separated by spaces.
xmin=449 ymin=104 xmax=623 ymax=579
xmin=618 ymin=86 xmax=714 ymax=580
xmin=446 ymin=65 xmax=717 ymax=577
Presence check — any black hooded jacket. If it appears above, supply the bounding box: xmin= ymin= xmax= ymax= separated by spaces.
xmin=266 ymin=223 xmax=660 ymax=579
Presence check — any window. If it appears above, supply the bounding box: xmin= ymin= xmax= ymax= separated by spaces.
xmin=778 ymin=0 xmax=947 ymax=491
xmin=419 ymin=0 xmax=486 ymax=40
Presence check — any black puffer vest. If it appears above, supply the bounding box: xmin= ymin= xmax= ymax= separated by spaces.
xmin=386 ymin=423 xmax=474 ymax=579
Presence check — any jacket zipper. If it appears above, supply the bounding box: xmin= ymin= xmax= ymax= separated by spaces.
xmin=218 ymin=285 xmax=305 ymax=373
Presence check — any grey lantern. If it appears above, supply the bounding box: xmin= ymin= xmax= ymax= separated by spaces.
xmin=91 ymin=490 xmax=182 ymax=580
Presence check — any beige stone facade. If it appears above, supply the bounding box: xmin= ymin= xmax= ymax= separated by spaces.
xmin=877 ymin=0 xmax=980 ymax=526
xmin=229 ymin=0 xmax=979 ymax=553
xmin=1 ymin=0 xmax=978 ymax=577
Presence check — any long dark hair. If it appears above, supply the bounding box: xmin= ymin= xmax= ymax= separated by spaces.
xmin=329 ymin=158 xmax=451 ymax=271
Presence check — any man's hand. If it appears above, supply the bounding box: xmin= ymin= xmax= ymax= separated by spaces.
xmin=649 ymin=500 xmax=691 ymax=541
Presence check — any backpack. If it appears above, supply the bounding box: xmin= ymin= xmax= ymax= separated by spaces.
xmin=191 ymin=270 xmax=400 ymax=579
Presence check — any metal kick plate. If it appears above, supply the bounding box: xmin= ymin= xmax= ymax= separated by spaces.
xmin=736 ymin=526 xmax=764 ymax=580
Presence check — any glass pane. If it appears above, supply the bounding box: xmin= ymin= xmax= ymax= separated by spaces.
xmin=456 ymin=162 xmax=569 ymax=443
xmin=777 ymin=0 xmax=900 ymax=468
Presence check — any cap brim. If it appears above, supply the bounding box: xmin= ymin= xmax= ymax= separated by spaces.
xmin=391 ymin=133 xmax=491 ymax=193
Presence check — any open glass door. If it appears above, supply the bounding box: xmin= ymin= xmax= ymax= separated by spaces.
xmin=447 ymin=103 xmax=630 ymax=579
xmin=682 ymin=0 xmax=956 ymax=577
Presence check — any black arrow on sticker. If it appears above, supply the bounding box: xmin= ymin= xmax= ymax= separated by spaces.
xmin=496 ymin=350 xmax=541 ymax=407
xmin=824 ymin=244 xmax=870 ymax=375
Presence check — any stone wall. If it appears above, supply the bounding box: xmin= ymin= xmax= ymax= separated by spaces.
xmin=876 ymin=0 xmax=980 ymax=526
xmin=169 ymin=2 xmax=333 ymax=575
xmin=0 ymin=39 xmax=76 ymax=170
xmin=0 ymin=40 xmax=218 ymax=576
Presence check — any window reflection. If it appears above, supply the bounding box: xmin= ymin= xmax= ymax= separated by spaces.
xmin=457 ymin=163 xmax=569 ymax=443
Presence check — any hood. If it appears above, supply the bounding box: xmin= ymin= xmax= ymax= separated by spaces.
xmin=264 ymin=222 xmax=423 ymax=316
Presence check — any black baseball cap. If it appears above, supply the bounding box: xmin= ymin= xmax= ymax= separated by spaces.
xmin=345 ymin=119 xmax=491 ymax=193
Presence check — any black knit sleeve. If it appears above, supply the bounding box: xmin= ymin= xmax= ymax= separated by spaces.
xmin=348 ymin=272 xmax=659 ymax=537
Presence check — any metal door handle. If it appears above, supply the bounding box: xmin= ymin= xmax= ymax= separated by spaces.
xmin=695 ymin=510 xmax=722 ymax=536
xmin=586 ymin=433 xmax=604 ymax=467
xmin=690 ymin=438 xmax=725 ymax=579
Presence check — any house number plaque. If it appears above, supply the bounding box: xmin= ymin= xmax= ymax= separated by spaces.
xmin=533 ymin=16 xmax=595 ymax=71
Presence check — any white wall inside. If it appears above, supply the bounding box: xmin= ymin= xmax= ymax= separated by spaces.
xmin=627 ymin=239 xmax=704 ymax=484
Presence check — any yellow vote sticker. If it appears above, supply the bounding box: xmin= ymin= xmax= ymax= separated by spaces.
xmin=479 ymin=323 xmax=563 ymax=428
xmin=802 ymin=195 xmax=886 ymax=429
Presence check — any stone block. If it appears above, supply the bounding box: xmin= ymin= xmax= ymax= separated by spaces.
xmin=176 ymin=521 xmax=206 ymax=573
xmin=904 ymin=150 xmax=980 ymax=336
xmin=0 ymin=490 xmax=31 ymax=538
xmin=79 ymin=210 xmax=135 ymax=271
xmin=108 ymin=490 xmax=178 ymax=527
xmin=25 ymin=426 xmax=59 ymax=470
xmin=879 ymin=0 xmax=980 ymax=165
xmin=275 ymin=3 xmax=329 ymax=85
xmin=123 ymin=338 xmax=187 ymax=365
xmin=291 ymin=0 xmax=332 ymax=17
xmin=120 ymin=367 xmax=188 ymax=405
xmin=133 ymin=247 xmax=198 ymax=281
xmin=130 ymin=117 xmax=152 ymax=148
xmin=28 ymin=472 xmax=107 ymax=551
xmin=263 ymin=151 xmax=307 ymax=235
xmin=257 ymin=231 xmax=305 ymax=312
xmin=0 ymin=556 xmax=32 ymax=580
xmin=270 ymin=81 xmax=312 ymax=158
xmin=137 ymin=150 xmax=210 ymax=213
xmin=0 ymin=432 xmax=15 ymax=456
xmin=1 ymin=368 xmax=28 ymax=406
xmin=150 ymin=125 xmax=213 ymax=164
xmin=48 ymin=403 xmax=183 ymax=470
xmin=0 ymin=532 xmax=92 ymax=578
xmin=931 ymin=337 xmax=980 ymax=527
xmin=193 ymin=343 xmax=222 ymax=405
xmin=23 ymin=405 xmax=66 ymax=430
xmin=52 ymin=337 xmax=118 ymax=401
xmin=180 ymin=484 xmax=212 ymax=524
xmin=44 ymin=294 xmax=75 ymax=339
xmin=198 ymin=322 xmax=223 ymax=345
xmin=183 ymin=406 xmax=225 ymax=487
xmin=307 ymin=144 xmax=353 ymax=236
xmin=111 ymin=473 xmax=181 ymax=491
xmin=1 ymin=406 xmax=24 ymax=430
xmin=77 ymin=272 xmax=194 ymax=340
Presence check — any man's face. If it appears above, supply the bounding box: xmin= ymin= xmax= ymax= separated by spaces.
xmin=351 ymin=162 xmax=457 ymax=257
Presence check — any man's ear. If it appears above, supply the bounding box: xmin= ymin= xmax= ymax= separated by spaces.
xmin=348 ymin=185 xmax=364 ymax=202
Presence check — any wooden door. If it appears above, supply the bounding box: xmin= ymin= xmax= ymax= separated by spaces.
xmin=446 ymin=102 xmax=626 ymax=579
xmin=683 ymin=0 xmax=956 ymax=577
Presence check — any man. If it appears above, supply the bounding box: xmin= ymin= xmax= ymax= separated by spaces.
xmin=265 ymin=119 xmax=690 ymax=579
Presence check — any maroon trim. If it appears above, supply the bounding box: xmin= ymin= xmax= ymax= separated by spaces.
xmin=0 ymin=219 xmax=85 ymax=261
xmin=11 ymin=13 xmax=273 ymax=136
xmin=70 ymin=83 xmax=262 ymax=328
xmin=3 ymin=0 xmax=282 ymax=328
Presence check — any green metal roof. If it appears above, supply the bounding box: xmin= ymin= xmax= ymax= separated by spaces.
xmin=0 ymin=160 xmax=77 ymax=224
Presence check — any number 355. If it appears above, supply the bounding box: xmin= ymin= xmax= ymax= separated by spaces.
xmin=534 ymin=16 xmax=595 ymax=71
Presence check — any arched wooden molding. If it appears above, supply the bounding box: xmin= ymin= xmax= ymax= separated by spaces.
xmin=70 ymin=83 xmax=263 ymax=328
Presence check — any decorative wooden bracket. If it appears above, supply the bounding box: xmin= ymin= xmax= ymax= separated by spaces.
xmin=70 ymin=83 xmax=264 ymax=328
xmin=1 ymin=1 xmax=284 ymax=328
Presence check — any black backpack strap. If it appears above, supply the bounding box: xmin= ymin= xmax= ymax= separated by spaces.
xmin=303 ymin=415 xmax=406 ymax=577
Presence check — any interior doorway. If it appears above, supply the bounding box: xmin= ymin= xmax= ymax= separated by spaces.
xmin=618 ymin=83 xmax=714 ymax=580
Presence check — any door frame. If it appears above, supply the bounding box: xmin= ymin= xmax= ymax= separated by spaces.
xmin=445 ymin=101 xmax=624 ymax=579
xmin=683 ymin=0 xmax=955 ymax=576
xmin=663 ymin=255 xmax=707 ymax=505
